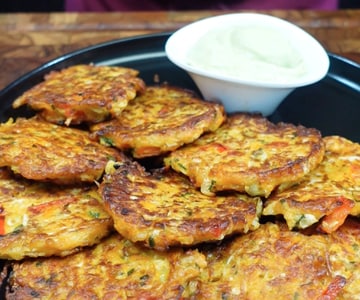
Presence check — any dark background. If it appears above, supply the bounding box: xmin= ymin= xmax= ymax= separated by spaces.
xmin=0 ymin=0 xmax=359 ymax=12
xmin=1 ymin=0 xmax=64 ymax=12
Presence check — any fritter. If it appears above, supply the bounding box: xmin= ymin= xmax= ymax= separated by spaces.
xmin=99 ymin=160 xmax=262 ymax=250
xmin=198 ymin=220 xmax=360 ymax=300
xmin=330 ymin=217 xmax=360 ymax=298
xmin=4 ymin=233 xmax=207 ymax=299
xmin=0 ymin=117 xmax=126 ymax=184
xmin=90 ymin=85 xmax=225 ymax=158
xmin=164 ymin=113 xmax=325 ymax=197
xmin=0 ymin=169 xmax=113 ymax=260
xmin=5 ymin=219 xmax=360 ymax=300
xmin=263 ymin=135 xmax=360 ymax=233
xmin=12 ymin=64 xmax=146 ymax=125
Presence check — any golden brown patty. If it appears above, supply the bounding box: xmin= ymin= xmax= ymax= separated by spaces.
xmin=4 ymin=233 xmax=207 ymax=299
xmin=198 ymin=220 xmax=360 ymax=300
xmin=329 ymin=217 xmax=360 ymax=298
xmin=90 ymin=85 xmax=225 ymax=158
xmin=5 ymin=220 xmax=360 ymax=300
xmin=12 ymin=64 xmax=146 ymax=125
xmin=0 ymin=117 xmax=125 ymax=184
xmin=165 ymin=113 xmax=325 ymax=197
xmin=0 ymin=169 xmax=113 ymax=260
xmin=99 ymin=160 xmax=262 ymax=250
xmin=263 ymin=135 xmax=360 ymax=233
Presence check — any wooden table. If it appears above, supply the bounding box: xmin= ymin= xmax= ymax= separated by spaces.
xmin=1 ymin=10 xmax=360 ymax=90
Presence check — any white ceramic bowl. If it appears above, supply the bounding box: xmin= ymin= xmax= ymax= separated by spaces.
xmin=165 ymin=13 xmax=330 ymax=116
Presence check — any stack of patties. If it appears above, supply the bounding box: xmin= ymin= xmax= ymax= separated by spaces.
xmin=90 ymin=85 xmax=265 ymax=251
xmin=0 ymin=64 xmax=148 ymax=263
xmin=6 ymin=217 xmax=360 ymax=299
xmin=0 ymin=116 xmax=127 ymax=261
xmin=263 ymin=135 xmax=360 ymax=233
xmin=0 ymin=63 xmax=148 ymax=257
xmin=0 ymin=65 xmax=229 ymax=299
xmin=96 ymin=111 xmax=325 ymax=251
xmin=197 ymin=218 xmax=360 ymax=299
xmin=3 ymin=63 xmax=360 ymax=299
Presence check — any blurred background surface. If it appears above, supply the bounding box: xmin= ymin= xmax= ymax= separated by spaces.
xmin=1 ymin=0 xmax=360 ymax=12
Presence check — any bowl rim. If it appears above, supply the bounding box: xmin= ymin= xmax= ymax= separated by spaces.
xmin=165 ymin=12 xmax=330 ymax=89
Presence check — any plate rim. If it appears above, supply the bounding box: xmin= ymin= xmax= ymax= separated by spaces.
xmin=1 ymin=31 xmax=360 ymax=97
xmin=1 ymin=31 xmax=360 ymax=142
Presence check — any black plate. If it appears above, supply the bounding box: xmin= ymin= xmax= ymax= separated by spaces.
xmin=1 ymin=32 xmax=360 ymax=142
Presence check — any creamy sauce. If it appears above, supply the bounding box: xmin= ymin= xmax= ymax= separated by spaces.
xmin=186 ymin=26 xmax=307 ymax=83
